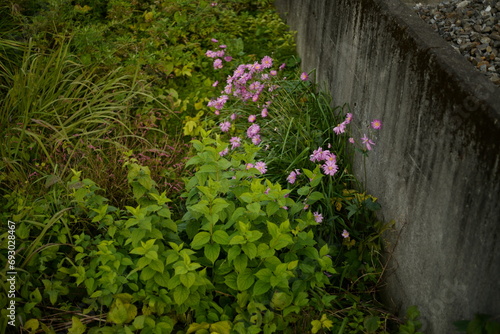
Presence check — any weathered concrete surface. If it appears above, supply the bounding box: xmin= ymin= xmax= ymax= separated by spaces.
xmin=275 ymin=0 xmax=500 ymax=332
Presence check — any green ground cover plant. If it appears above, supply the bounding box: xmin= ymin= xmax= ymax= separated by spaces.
xmin=0 ymin=0 xmax=424 ymax=333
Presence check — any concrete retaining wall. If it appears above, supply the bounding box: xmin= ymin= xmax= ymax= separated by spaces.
xmin=274 ymin=0 xmax=500 ymax=332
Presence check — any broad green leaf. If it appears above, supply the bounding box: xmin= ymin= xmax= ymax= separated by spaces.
xmin=224 ymin=273 xmax=238 ymax=290
xmin=154 ymin=272 xmax=170 ymax=288
xmin=173 ymin=285 xmax=190 ymax=305
xmin=212 ymin=230 xmax=230 ymax=244
xmin=149 ymin=259 xmax=164 ymax=273
xmin=270 ymin=292 xmax=293 ymax=310
xmin=68 ymin=316 xmax=86 ymax=334
xmin=228 ymin=245 xmax=241 ymax=262
xmin=297 ymin=186 xmax=310 ymax=196
xmin=253 ymin=280 xmax=271 ymax=296
xmin=204 ymin=243 xmax=221 ymax=263
xmin=140 ymin=266 xmax=156 ymax=281
xmin=266 ymin=201 xmax=280 ymax=216
xmin=283 ymin=305 xmax=301 ymax=317
xmin=246 ymin=202 xmax=261 ymax=214
xmin=180 ymin=272 xmax=197 ymax=289
xmin=234 ymin=254 xmax=248 ymax=273
xmin=239 ymin=192 xmax=254 ymax=203
xmin=24 ymin=319 xmax=39 ymax=332
xmin=187 ymin=322 xmax=210 ymax=333
xmin=191 ymin=231 xmax=211 ymax=249
xmin=319 ymin=244 xmax=329 ymax=257
xmin=254 ymin=268 xmax=272 ymax=282
xmin=210 ymin=320 xmax=232 ymax=334
xmin=308 ymin=191 xmax=324 ymax=202
xmin=242 ymin=243 xmax=257 ymax=259
xmin=364 ymin=316 xmax=380 ymax=333
xmin=237 ymin=269 xmax=255 ymax=291
xmin=107 ymin=298 xmax=137 ymax=325
xmin=229 ymin=235 xmax=246 ymax=245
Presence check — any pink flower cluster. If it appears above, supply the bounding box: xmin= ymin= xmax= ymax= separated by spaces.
xmin=206 ymin=39 xmax=232 ymax=70
xmin=286 ymin=169 xmax=301 ymax=184
xmin=246 ymin=161 xmax=267 ymax=174
xmin=310 ymin=147 xmax=338 ymax=176
xmin=333 ymin=112 xmax=352 ymax=135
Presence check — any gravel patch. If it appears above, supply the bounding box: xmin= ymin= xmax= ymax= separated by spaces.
xmin=413 ymin=0 xmax=500 ymax=85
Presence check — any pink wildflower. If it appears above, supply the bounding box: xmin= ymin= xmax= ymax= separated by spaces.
xmin=224 ymin=56 xmax=233 ymax=62
xmin=345 ymin=113 xmax=353 ymax=124
xmin=247 ymin=124 xmax=260 ymax=138
xmin=246 ymin=163 xmax=254 ymax=170
xmin=287 ymin=171 xmax=297 ymax=184
xmin=230 ymin=137 xmax=241 ymax=149
xmin=313 ymin=212 xmax=323 ymax=223
xmin=371 ymin=119 xmax=382 ymax=129
xmin=219 ymin=121 xmax=231 ymax=132
xmin=251 ymin=135 xmax=262 ymax=145
xmin=310 ymin=147 xmax=324 ymax=162
xmin=219 ymin=44 xmax=226 ymax=49
xmin=333 ymin=122 xmax=346 ymax=135
xmin=219 ymin=148 xmax=229 ymax=156
xmin=255 ymin=161 xmax=267 ymax=174
xmin=279 ymin=63 xmax=286 ymax=70
xmin=300 ymin=72 xmax=309 ymax=81
xmin=324 ymin=152 xmax=337 ymax=164
xmin=261 ymin=56 xmax=273 ymax=68
xmin=270 ymin=70 xmax=277 ymax=76
xmin=261 ymin=108 xmax=268 ymax=118
xmin=349 ymin=137 xmax=355 ymax=144
xmin=211 ymin=38 xmax=218 ymax=43
xmin=206 ymin=50 xmax=217 ymax=58
xmin=213 ymin=59 xmax=223 ymax=69
xmin=322 ymin=161 xmax=338 ymax=176
xmin=230 ymin=113 xmax=238 ymax=120
xmin=248 ymin=115 xmax=256 ymax=123
xmin=342 ymin=230 xmax=350 ymax=238
xmin=361 ymin=134 xmax=375 ymax=151
xmin=212 ymin=81 xmax=219 ymax=87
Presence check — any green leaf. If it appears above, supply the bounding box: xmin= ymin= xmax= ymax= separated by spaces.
xmin=204 ymin=243 xmax=221 ymax=263
xmin=297 ymin=186 xmax=310 ymax=196
xmin=191 ymin=231 xmax=211 ymax=249
xmin=210 ymin=320 xmax=232 ymax=334
xmin=237 ymin=269 xmax=255 ymax=291
xmin=24 ymin=319 xmax=39 ymax=332
xmin=234 ymin=254 xmax=248 ymax=273
xmin=308 ymin=191 xmax=324 ymax=202
xmin=242 ymin=243 xmax=257 ymax=259
xmin=180 ymin=272 xmax=197 ymax=289
xmin=212 ymin=198 xmax=230 ymax=213
xmin=212 ymin=230 xmax=230 ymax=244
xmin=364 ymin=316 xmax=380 ymax=333
xmin=149 ymin=259 xmax=164 ymax=273
xmin=246 ymin=202 xmax=261 ymax=214
xmin=239 ymin=192 xmax=254 ymax=203
xmin=154 ymin=272 xmax=170 ymax=288
xmin=140 ymin=266 xmax=156 ymax=281
xmin=253 ymin=280 xmax=271 ymax=296
xmin=266 ymin=201 xmax=280 ymax=216
xmin=229 ymin=235 xmax=246 ymax=245
xmin=224 ymin=273 xmax=238 ymax=290
xmin=173 ymin=285 xmax=190 ymax=305
xmin=68 ymin=316 xmax=86 ymax=334
xmin=107 ymin=298 xmax=137 ymax=325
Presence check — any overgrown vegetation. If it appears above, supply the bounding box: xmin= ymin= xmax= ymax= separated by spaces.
xmin=1 ymin=0 xmax=423 ymax=333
